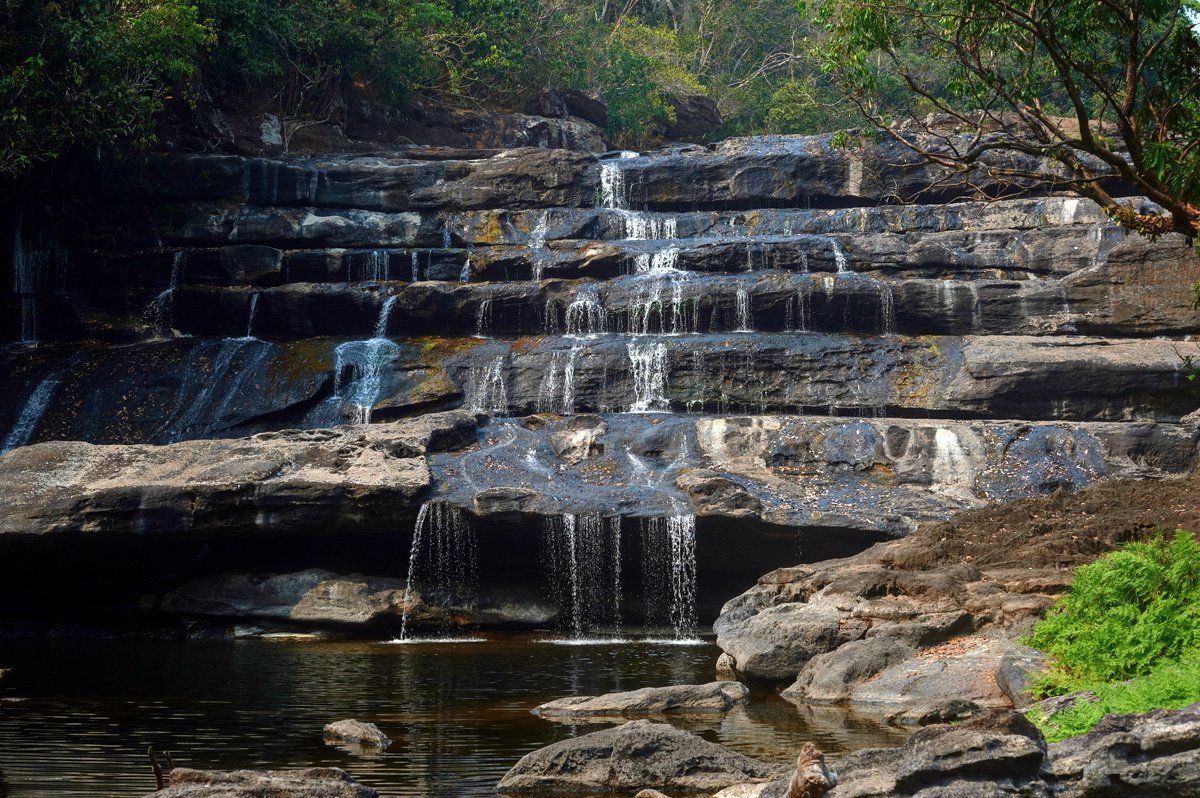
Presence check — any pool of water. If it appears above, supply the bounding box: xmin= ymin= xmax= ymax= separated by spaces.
xmin=0 ymin=633 xmax=906 ymax=797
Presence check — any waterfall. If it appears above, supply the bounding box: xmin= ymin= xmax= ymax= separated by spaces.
xmin=878 ymin=280 xmax=896 ymax=335
xmin=628 ymin=273 xmax=695 ymax=336
xmin=786 ymin=279 xmax=811 ymax=332
xmin=628 ymin=340 xmax=669 ymax=412
xmin=634 ymin=246 xmax=680 ymax=275
xmin=640 ymin=515 xmax=698 ymax=640
xmin=831 ymin=239 xmax=849 ymax=273
xmin=243 ymin=293 xmax=260 ymax=339
xmin=529 ymin=212 xmax=549 ymax=280
xmin=333 ymin=339 xmax=398 ymax=424
xmin=620 ymin=212 xmax=677 ymax=241
xmin=375 ymin=294 xmax=397 ymax=338
xmin=565 ymin=285 xmax=606 ymax=336
xmin=153 ymin=251 xmax=185 ymax=336
xmin=544 ymin=513 xmax=623 ymax=639
xmin=411 ymin=251 xmax=421 ymax=282
xmin=164 ymin=338 xmax=275 ymax=441
xmin=2 ymin=367 xmax=67 ymax=453
xmin=735 ymin=280 xmax=753 ymax=332
xmin=467 ymin=353 xmax=509 ymax=414
xmin=537 ymin=348 xmax=580 ymax=414
xmin=475 ymin=298 xmax=493 ymax=338
xmin=459 ymin=252 xmax=473 ymax=283
xmin=932 ymin=428 xmax=974 ymax=491
xmin=397 ymin=502 xmax=477 ymax=642
xmin=351 ymin=250 xmax=389 ymax=282
xmin=599 ymin=151 xmax=638 ymax=209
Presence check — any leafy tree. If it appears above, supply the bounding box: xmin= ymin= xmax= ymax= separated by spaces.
xmin=803 ymin=0 xmax=1200 ymax=237
xmin=0 ymin=0 xmax=212 ymax=176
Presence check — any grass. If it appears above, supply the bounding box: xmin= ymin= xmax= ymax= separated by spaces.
xmin=1024 ymin=530 xmax=1200 ymax=740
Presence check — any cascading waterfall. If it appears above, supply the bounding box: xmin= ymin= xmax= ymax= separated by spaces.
xmin=628 ymin=273 xmax=696 ymax=336
xmin=243 ymin=293 xmax=260 ymax=339
xmin=12 ymin=219 xmax=57 ymax=344
xmin=467 ymin=354 xmax=509 ymax=414
xmin=932 ymin=428 xmax=974 ymax=492
xmin=411 ymin=251 xmax=422 ymax=282
xmin=639 ymin=515 xmax=698 ymax=640
xmin=475 ymin=299 xmax=492 ymax=338
xmin=331 ymin=295 xmax=399 ymax=424
xmin=735 ymin=279 xmax=753 ymax=332
xmin=627 ymin=340 xmax=669 ymax=412
xmin=565 ymin=285 xmax=606 ymax=336
xmin=397 ymin=502 xmax=478 ymax=642
xmin=543 ymin=513 xmax=623 ymax=639
xmin=151 ymin=251 xmax=185 ymax=337
xmin=785 ymin=279 xmax=811 ymax=332
xmin=1 ymin=361 xmax=72 ymax=453
xmin=529 ymin=212 xmax=549 ymax=280
xmin=831 ymin=239 xmax=849 ymax=273
xmin=599 ymin=151 xmax=638 ymax=210
xmin=165 ymin=338 xmax=266 ymax=441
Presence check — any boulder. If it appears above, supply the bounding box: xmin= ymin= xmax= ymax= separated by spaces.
xmin=323 ymin=719 xmax=391 ymax=750
xmin=0 ymin=414 xmax=478 ymax=541
xmin=662 ymin=92 xmax=722 ymax=141
xmin=144 ymin=767 xmax=378 ymax=797
xmin=674 ymin=470 xmax=762 ymax=518
xmin=1043 ymin=702 xmax=1200 ymax=796
xmin=549 ymin=416 xmax=607 ymax=464
xmin=533 ymin=682 xmax=750 ymax=719
xmin=495 ymin=719 xmax=784 ymax=794
xmin=847 ymin=636 xmax=1024 ymax=725
xmin=526 ymin=88 xmax=608 ymax=130
xmin=783 ymin=638 xmax=915 ymax=704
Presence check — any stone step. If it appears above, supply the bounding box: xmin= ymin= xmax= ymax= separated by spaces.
xmin=430 ymin=414 xmax=1199 ymax=534
xmin=444 ymin=333 xmax=1200 ymax=421
xmin=165 ymin=267 xmax=1196 ymax=340
xmin=169 ymin=196 xmax=1120 ymax=249
xmin=4 ymin=334 xmax=1197 ymax=450
xmin=126 ymin=133 xmax=1128 ymax=213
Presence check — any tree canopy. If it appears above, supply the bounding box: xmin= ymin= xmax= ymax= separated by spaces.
xmin=803 ymin=0 xmax=1200 ymax=237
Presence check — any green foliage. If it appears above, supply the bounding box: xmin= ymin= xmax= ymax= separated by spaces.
xmin=0 ymin=0 xmax=212 ymax=176
xmin=1027 ymin=652 xmax=1200 ymax=742
xmin=799 ymin=0 xmax=1200 ymax=236
xmin=1028 ymin=529 xmax=1200 ymax=690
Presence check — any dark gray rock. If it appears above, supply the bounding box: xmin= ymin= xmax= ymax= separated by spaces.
xmin=662 ymin=92 xmax=722 ymax=141
xmin=783 ymin=638 xmax=915 ymax=704
xmin=533 ymin=682 xmax=750 ymax=719
xmin=495 ymin=719 xmax=784 ymax=794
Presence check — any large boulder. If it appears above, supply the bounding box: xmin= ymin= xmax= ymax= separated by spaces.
xmin=662 ymin=92 xmax=722 ymax=141
xmin=782 ymin=638 xmax=915 ymax=705
xmin=144 ymin=767 xmax=378 ymax=797
xmin=0 ymin=411 xmax=477 ymax=541
xmin=495 ymin=719 xmax=784 ymax=794
xmin=533 ymin=682 xmax=750 ymax=719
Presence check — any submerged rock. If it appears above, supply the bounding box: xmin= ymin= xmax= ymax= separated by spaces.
xmin=144 ymin=767 xmax=378 ymax=797
xmin=495 ymin=719 xmax=784 ymax=794
xmin=323 ymin=719 xmax=391 ymax=750
xmin=533 ymin=681 xmax=750 ymax=719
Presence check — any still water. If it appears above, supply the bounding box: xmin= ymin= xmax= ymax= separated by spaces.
xmin=0 ymin=633 xmax=905 ymax=797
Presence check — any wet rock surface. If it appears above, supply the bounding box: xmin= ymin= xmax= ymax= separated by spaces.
xmin=322 ymin=720 xmax=391 ymax=750
xmin=143 ymin=767 xmax=379 ymax=797
xmin=533 ymin=681 xmax=750 ymax=719
xmin=495 ymin=719 xmax=785 ymax=794
xmin=0 ymin=411 xmax=476 ymax=540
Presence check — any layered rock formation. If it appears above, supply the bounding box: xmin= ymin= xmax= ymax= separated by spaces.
xmin=715 ymin=478 xmax=1200 ymax=724
xmin=3 ymin=118 xmax=1199 ymax=630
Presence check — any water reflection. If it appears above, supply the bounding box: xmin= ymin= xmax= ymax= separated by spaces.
xmin=0 ymin=634 xmax=905 ymax=796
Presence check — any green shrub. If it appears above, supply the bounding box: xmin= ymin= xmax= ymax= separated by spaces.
xmin=1028 ymin=652 xmax=1200 ymax=742
xmin=1028 ymin=529 xmax=1200 ymax=688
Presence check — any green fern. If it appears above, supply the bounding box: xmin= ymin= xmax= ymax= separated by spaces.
xmin=1028 ymin=529 xmax=1200 ymax=687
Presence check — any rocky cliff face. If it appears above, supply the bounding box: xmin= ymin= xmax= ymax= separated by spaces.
xmin=2 ymin=122 xmax=1198 ymax=634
